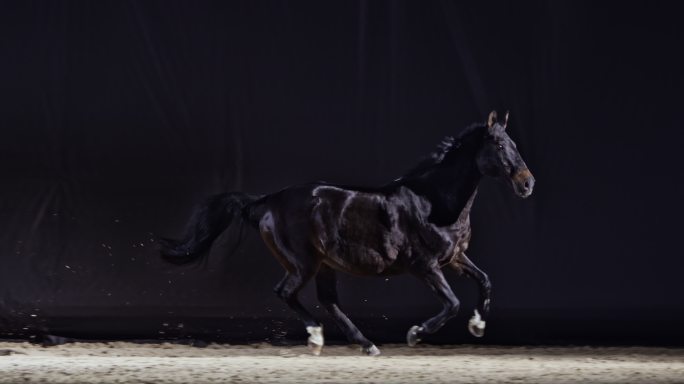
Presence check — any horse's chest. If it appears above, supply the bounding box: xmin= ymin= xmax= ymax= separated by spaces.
xmin=440 ymin=219 xmax=472 ymax=265
xmin=404 ymin=216 xmax=471 ymax=267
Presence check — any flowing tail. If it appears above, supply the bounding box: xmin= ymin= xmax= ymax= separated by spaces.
xmin=158 ymin=192 xmax=262 ymax=264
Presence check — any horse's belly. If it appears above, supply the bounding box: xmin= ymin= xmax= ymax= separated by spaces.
xmin=322 ymin=243 xmax=402 ymax=275
xmin=311 ymin=186 xmax=404 ymax=275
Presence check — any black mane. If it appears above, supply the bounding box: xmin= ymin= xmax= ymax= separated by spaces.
xmin=397 ymin=123 xmax=486 ymax=181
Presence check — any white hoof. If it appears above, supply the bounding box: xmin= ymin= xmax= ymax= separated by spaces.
xmin=407 ymin=325 xmax=423 ymax=347
xmin=363 ymin=344 xmax=381 ymax=356
xmin=468 ymin=309 xmax=486 ymax=338
xmin=306 ymin=326 xmax=324 ymax=355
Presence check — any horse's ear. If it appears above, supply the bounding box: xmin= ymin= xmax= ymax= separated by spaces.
xmin=487 ymin=110 xmax=498 ymax=129
xmin=503 ymin=111 xmax=509 ymax=130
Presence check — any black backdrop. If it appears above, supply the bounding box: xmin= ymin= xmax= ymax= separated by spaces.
xmin=1 ymin=0 xmax=683 ymax=345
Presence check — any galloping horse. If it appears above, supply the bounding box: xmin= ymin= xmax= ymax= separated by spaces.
xmin=159 ymin=111 xmax=535 ymax=356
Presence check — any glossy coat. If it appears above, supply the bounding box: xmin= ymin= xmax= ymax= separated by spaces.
xmin=160 ymin=111 xmax=534 ymax=352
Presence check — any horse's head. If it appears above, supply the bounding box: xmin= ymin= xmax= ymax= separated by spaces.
xmin=476 ymin=111 xmax=535 ymax=198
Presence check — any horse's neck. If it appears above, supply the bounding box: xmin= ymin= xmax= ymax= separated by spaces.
xmin=428 ymin=165 xmax=481 ymax=226
xmin=401 ymin=154 xmax=482 ymax=226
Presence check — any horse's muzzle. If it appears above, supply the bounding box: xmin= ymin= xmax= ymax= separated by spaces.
xmin=511 ymin=169 xmax=535 ymax=198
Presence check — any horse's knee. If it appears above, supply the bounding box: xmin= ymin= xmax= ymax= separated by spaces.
xmin=274 ymin=288 xmax=285 ymax=301
xmin=276 ymin=288 xmax=297 ymax=302
xmin=483 ymin=279 xmax=492 ymax=293
xmin=274 ymin=282 xmax=296 ymax=301
xmin=273 ymin=281 xmax=287 ymax=299
xmin=274 ymin=273 xmax=306 ymax=301
xmin=447 ymin=299 xmax=460 ymax=316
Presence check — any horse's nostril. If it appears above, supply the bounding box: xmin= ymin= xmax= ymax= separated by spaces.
xmin=524 ymin=180 xmax=531 ymax=189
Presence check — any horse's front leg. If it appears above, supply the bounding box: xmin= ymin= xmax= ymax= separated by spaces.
xmin=450 ymin=253 xmax=491 ymax=337
xmin=406 ymin=267 xmax=460 ymax=347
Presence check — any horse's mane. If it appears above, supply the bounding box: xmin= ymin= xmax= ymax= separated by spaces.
xmin=398 ymin=123 xmax=485 ymax=180
xmin=306 ymin=123 xmax=486 ymax=194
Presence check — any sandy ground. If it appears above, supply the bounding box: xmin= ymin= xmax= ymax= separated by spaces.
xmin=0 ymin=342 xmax=682 ymax=384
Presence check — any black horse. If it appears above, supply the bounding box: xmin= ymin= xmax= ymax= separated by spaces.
xmin=160 ymin=111 xmax=535 ymax=356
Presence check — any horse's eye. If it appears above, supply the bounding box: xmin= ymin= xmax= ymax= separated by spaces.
xmin=497 ymin=144 xmax=504 ymax=150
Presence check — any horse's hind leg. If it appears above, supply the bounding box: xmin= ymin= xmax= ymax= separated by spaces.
xmin=274 ymin=270 xmax=324 ymax=355
xmin=315 ymin=264 xmax=380 ymax=356
xmin=407 ymin=267 xmax=460 ymax=347
xmin=450 ymin=253 xmax=490 ymax=337
xmin=261 ymin=220 xmax=325 ymax=355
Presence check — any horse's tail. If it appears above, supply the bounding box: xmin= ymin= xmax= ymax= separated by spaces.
xmin=158 ymin=192 xmax=263 ymax=265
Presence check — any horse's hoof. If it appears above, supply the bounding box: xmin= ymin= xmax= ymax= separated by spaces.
xmin=468 ymin=322 xmax=485 ymax=337
xmin=308 ymin=340 xmax=323 ymax=356
xmin=468 ymin=309 xmax=486 ymax=338
xmin=406 ymin=325 xmax=423 ymax=347
xmin=306 ymin=326 xmax=324 ymax=356
xmin=362 ymin=344 xmax=381 ymax=356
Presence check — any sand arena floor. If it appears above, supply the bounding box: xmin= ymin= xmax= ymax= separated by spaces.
xmin=0 ymin=341 xmax=682 ymax=383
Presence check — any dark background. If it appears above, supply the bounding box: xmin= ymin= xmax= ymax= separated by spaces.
xmin=1 ymin=0 xmax=683 ymax=346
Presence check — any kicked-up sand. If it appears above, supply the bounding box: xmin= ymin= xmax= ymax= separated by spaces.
xmin=0 ymin=341 xmax=682 ymax=383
